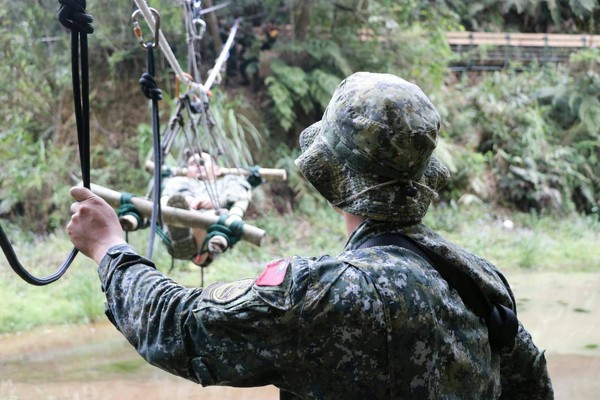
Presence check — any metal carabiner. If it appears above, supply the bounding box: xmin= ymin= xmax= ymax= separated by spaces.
xmin=131 ymin=8 xmax=160 ymax=50
xmin=191 ymin=0 xmax=206 ymax=38
xmin=194 ymin=18 xmax=207 ymax=39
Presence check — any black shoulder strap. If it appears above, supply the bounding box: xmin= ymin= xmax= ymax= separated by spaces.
xmin=359 ymin=233 xmax=518 ymax=352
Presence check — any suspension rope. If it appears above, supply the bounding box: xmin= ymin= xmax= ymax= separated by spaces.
xmin=139 ymin=38 xmax=164 ymax=259
xmin=0 ymin=0 xmax=93 ymax=286
xmin=138 ymin=1 xmax=253 ymax=253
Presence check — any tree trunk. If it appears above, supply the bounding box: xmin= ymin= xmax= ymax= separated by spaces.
xmin=203 ymin=0 xmax=223 ymax=54
xmin=294 ymin=0 xmax=313 ymax=41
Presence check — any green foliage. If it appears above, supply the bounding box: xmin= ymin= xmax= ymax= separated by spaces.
xmin=438 ymin=58 xmax=600 ymax=215
xmin=0 ymin=223 xmax=106 ymax=334
xmin=265 ymin=59 xmax=343 ymax=132
xmin=3 ymin=0 xmax=600 ymax=233
xmin=204 ymin=90 xmax=267 ymax=166
xmin=265 ymin=74 xmax=296 ymax=131
xmin=302 ymin=38 xmax=353 ymax=77
xmin=440 ymin=0 xmax=600 ymax=33
xmin=0 ymin=118 xmax=78 ymax=231
xmin=259 ymin=0 xmax=458 ymax=133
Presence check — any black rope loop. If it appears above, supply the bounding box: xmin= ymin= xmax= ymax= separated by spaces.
xmin=139 ymin=43 xmax=163 ymax=102
xmin=140 ymin=42 xmax=163 ymax=259
xmin=140 ymin=72 xmax=163 ymax=101
xmin=1 ymin=0 xmax=93 ymax=286
xmin=58 ymin=0 xmax=94 ymax=34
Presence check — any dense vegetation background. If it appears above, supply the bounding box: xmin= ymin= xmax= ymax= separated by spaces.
xmin=2 ymin=0 xmax=600 ymax=232
xmin=1 ymin=0 xmax=600 ymax=332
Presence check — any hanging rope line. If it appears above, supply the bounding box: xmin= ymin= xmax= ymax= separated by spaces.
xmin=0 ymin=0 xmax=93 ymax=286
xmin=134 ymin=1 xmax=242 ymax=216
xmin=133 ymin=7 xmax=164 ymax=259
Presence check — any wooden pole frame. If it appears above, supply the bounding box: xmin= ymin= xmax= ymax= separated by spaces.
xmin=90 ymin=183 xmax=266 ymax=247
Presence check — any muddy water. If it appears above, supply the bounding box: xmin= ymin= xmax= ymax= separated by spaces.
xmin=1 ymin=272 xmax=599 ymax=400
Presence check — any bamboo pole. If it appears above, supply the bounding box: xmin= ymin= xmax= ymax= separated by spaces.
xmin=145 ymin=160 xmax=287 ymax=181
xmin=90 ymin=183 xmax=266 ymax=247
xmin=445 ymin=31 xmax=600 ymax=48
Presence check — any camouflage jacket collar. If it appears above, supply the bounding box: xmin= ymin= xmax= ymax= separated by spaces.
xmin=342 ymin=219 xmax=516 ymax=312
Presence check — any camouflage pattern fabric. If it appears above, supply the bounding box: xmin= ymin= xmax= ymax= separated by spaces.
xmin=161 ymin=174 xmax=252 ymax=209
xmin=98 ymin=219 xmax=553 ymax=399
xmin=295 ymin=72 xmax=450 ymax=225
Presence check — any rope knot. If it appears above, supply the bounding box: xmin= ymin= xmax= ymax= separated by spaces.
xmin=247 ymin=166 xmax=264 ymax=188
xmin=117 ymin=193 xmax=146 ymax=231
xmin=200 ymin=216 xmax=244 ymax=254
xmin=139 ymin=72 xmax=163 ymax=101
xmin=58 ymin=0 xmax=94 ymax=34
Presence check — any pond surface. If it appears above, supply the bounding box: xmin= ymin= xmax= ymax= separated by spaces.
xmin=1 ymin=271 xmax=598 ymax=399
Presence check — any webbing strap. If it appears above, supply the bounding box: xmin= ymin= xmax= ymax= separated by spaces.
xmin=359 ymin=233 xmax=518 ymax=351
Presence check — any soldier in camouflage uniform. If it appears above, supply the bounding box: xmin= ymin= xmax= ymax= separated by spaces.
xmin=67 ymin=72 xmax=553 ymax=399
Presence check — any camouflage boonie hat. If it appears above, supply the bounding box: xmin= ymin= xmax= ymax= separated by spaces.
xmin=295 ymin=72 xmax=450 ymax=224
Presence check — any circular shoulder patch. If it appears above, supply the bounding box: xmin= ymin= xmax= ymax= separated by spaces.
xmin=202 ymin=278 xmax=255 ymax=304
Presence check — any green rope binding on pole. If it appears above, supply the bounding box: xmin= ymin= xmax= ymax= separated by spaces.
xmin=155 ymin=224 xmax=174 ymax=255
xmin=162 ymin=166 xmax=175 ymax=179
xmin=247 ymin=165 xmax=264 ymax=188
xmin=117 ymin=192 xmax=175 ymax=254
xmin=199 ymin=215 xmax=245 ymax=254
xmin=117 ymin=193 xmax=145 ymax=230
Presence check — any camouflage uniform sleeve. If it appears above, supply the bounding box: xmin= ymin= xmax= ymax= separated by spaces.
xmin=98 ymin=244 xmax=308 ymax=387
xmin=499 ymin=324 xmax=554 ymax=399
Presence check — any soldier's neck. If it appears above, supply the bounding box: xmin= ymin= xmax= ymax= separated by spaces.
xmin=343 ymin=212 xmax=366 ymax=238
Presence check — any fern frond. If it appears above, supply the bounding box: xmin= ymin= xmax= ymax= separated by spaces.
xmin=309 ymin=69 xmax=342 ymax=109
xmin=304 ymin=38 xmax=353 ymax=77
xmin=271 ymin=61 xmax=310 ymax=98
xmin=265 ymin=76 xmax=296 ymax=132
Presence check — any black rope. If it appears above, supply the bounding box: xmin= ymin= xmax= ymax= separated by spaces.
xmin=139 ymin=43 xmax=163 ymax=259
xmin=0 ymin=0 xmax=93 ymax=286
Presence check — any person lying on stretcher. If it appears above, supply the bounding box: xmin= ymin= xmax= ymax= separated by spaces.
xmin=161 ymin=152 xmax=252 ymax=266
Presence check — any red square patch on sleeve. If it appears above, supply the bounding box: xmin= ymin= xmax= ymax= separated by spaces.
xmin=256 ymin=258 xmax=291 ymax=286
